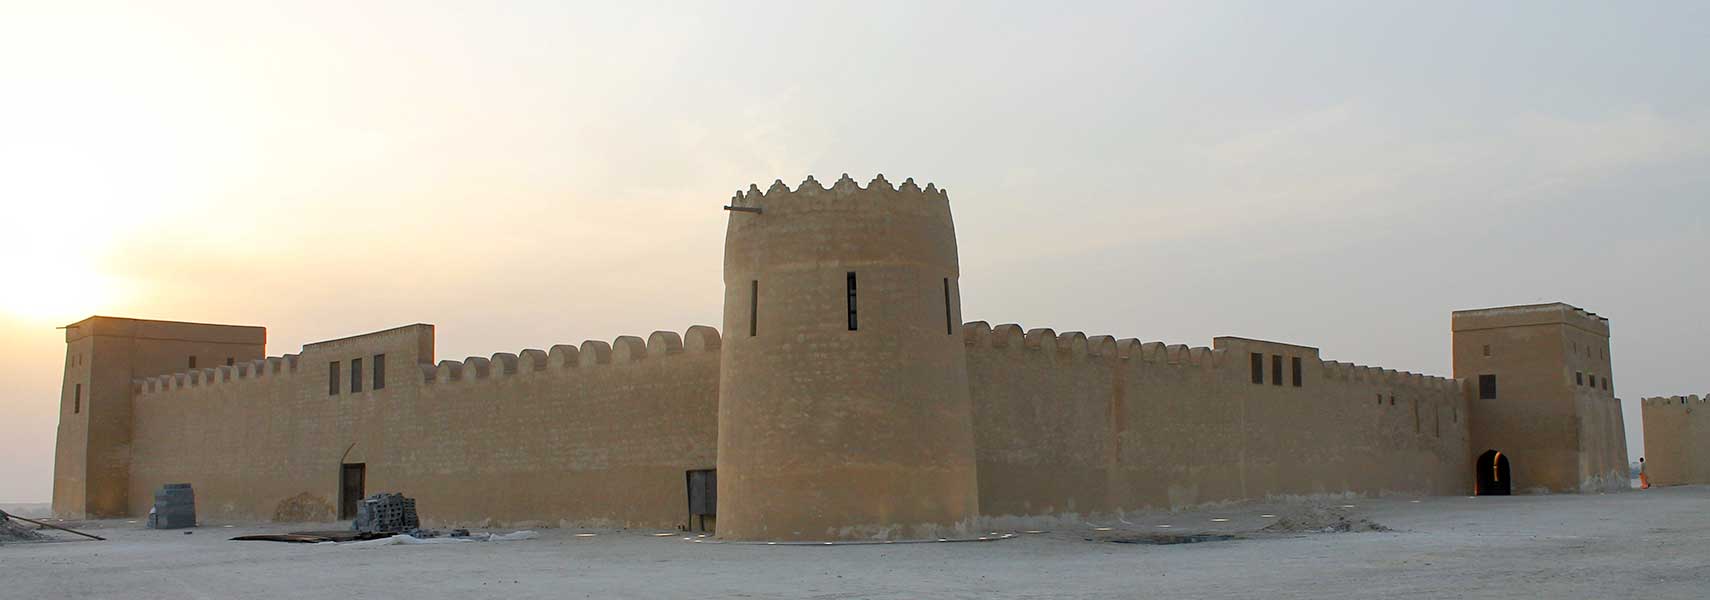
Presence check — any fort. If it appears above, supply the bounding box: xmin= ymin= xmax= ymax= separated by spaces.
xmin=52 ymin=174 xmax=1662 ymax=541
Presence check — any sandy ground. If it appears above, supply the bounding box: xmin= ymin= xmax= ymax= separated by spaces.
xmin=4 ymin=486 xmax=1707 ymax=599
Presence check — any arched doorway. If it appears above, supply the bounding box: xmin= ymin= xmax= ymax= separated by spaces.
xmin=1476 ymin=450 xmax=1511 ymax=496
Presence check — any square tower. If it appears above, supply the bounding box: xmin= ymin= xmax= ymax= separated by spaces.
xmin=54 ymin=316 xmax=266 ymax=518
xmin=1452 ymin=303 xmax=1627 ymax=494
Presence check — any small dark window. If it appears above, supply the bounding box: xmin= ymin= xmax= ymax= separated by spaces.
xmin=1271 ymin=355 xmax=1283 ymax=386
xmin=351 ymin=357 xmax=363 ymax=393
xmin=329 ymin=361 xmax=341 ymax=396
xmin=1453 ymin=407 xmax=1458 ymax=423
xmin=846 ymin=272 xmax=858 ymax=331
xmin=225 ymin=357 xmax=234 ymax=366
xmin=1575 ymin=371 xmax=1583 ymax=386
xmin=1482 ymin=344 xmax=1491 ymax=357
xmin=373 ymin=354 xmax=386 ymax=390
xmin=74 ymin=384 xmax=81 ymax=414
xmin=1291 ymin=357 xmax=1303 ymax=387
xmin=749 ymin=280 xmax=758 ymax=337
xmin=1603 ymin=378 xmax=1609 ymax=391
xmin=1389 ymin=395 xmax=1396 ymax=406
xmin=188 ymin=356 xmax=197 ymax=369
xmin=1376 ymin=394 xmax=1382 ymax=406
xmin=1479 ymin=374 xmax=1497 ymax=399
xmin=1588 ymin=374 xmax=1597 ymax=389
xmin=942 ymin=278 xmax=954 ymax=335
xmin=1412 ymin=399 xmax=1420 ymax=433
xmin=1250 ymin=353 xmax=1264 ymax=384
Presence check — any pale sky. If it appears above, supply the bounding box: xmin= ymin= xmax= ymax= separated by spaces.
xmin=2 ymin=1 xmax=1705 ymax=502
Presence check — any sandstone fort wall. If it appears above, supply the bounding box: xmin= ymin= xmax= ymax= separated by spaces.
xmin=1642 ymin=395 xmax=1709 ymax=486
xmin=964 ymin=322 xmax=1471 ymax=518
xmin=126 ymin=324 xmax=721 ymax=528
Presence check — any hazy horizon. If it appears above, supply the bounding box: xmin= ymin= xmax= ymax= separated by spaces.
xmin=3 ymin=1 xmax=1705 ymax=502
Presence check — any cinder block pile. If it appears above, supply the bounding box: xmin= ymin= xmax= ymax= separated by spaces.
xmin=352 ymin=493 xmax=419 ymax=534
xmin=148 ymin=483 xmax=196 ymax=529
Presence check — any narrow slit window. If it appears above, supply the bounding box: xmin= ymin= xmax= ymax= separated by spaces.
xmin=329 ymin=361 xmax=341 ymax=396
xmin=846 ymin=272 xmax=858 ymax=331
xmin=1250 ymin=353 xmax=1264 ymax=384
xmin=188 ymin=356 xmax=197 ymax=369
xmin=1291 ymin=357 xmax=1303 ymax=387
xmin=74 ymin=383 xmax=81 ymax=414
xmin=1271 ymin=355 xmax=1283 ymax=386
xmin=351 ymin=357 xmax=363 ymax=393
xmin=1412 ymin=399 xmax=1420 ymax=433
xmin=1479 ymin=374 xmax=1497 ymax=399
xmin=373 ymin=354 xmax=386 ymax=390
xmin=1588 ymin=374 xmax=1597 ymax=389
xmin=749 ymin=280 xmax=758 ymax=337
xmin=1575 ymin=371 xmax=1583 ymax=386
xmin=942 ymin=278 xmax=954 ymax=335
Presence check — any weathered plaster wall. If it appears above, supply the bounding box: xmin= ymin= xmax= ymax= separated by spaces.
xmin=965 ymin=322 xmax=1472 ymax=518
xmin=1642 ymin=395 xmax=1708 ymax=486
xmin=126 ymin=324 xmax=720 ymax=529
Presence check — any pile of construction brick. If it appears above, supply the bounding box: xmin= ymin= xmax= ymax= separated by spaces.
xmin=352 ymin=493 xmax=418 ymax=534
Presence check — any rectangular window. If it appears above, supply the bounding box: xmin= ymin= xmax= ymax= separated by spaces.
xmin=1250 ymin=353 xmax=1264 ymax=384
xmin=351 ymin=357 xmax=363 ymax=393
xmin=943 ymin=278 xmax=954 ymax=335
xmin=225 ymin=357 xmax=234 ymax=366
xmin=329 ymin=361 xmax=341 ymax=396
xmin=1389 ymin=395 xmax=1395 ymax=406
xmin=846 ymin=272 xmax=858 ymax=331
xmin=749 ymin=280 xmax=758 ymax=337
xmin=74 ymin=383 xmax=81 ymax=414
xmin=1479 ymin=374 xmax=1497 ymax=399
xmin=1588 ymin=374 xmax=1597 ymax=389
xmin=1376 ymin=393 xmax=1383 ymax=406
xmin=1575 ymin=371 xmax=1583 ymax=386
xmin=1482 ymin=344 xmax=1491 ymax=357
xmin=373 ymin=354 xmax=386 ymax=390
xmin=188 ymin=356 xmax=197 ymax=369
xmin=1271 ymin=355 xmax=1283 ymax=386
xmin=1291 ymin=357 xmax=1303 ymax=387
xmin=1603 ymin=378 xmax=1609 ymax=391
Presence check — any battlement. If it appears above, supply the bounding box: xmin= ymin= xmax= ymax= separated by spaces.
xmin=1643 ymin=395 xmax=1707 ymax=408
xmin=1452 ymin=302 xmax=1610 ymax=336
xmin=728 ymin=173 xmax=947 ymax=207
xmin=135 ymin=354 xmax=301 ymax=395
xmin=422 ymin=326 xmax=720 ymax=384
xmin=962 ymin=321 xmax=1226 ymax=369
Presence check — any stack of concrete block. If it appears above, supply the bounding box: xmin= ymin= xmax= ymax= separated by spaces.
xmin=148 ymin=483 xmax=196 ymax=529
xmin=352 ymin=493 xmax=418 ymax=533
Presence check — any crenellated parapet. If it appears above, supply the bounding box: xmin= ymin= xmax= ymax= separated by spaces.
xmin=961 ymin=321 xmax=1225 ymax=369
xmin=1643 ymin=394 xmax=1707 ymax=409
xmin=134 ymin=354 xmax=300 ymax=397
xmin=420 ymin=326 xmax=722 ymax=385
xmin=1319 ymin=360 xmax=1462 ymax=394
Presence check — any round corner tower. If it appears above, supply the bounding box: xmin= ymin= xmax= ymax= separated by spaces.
xmin=716 ymin=173 xmax=979 ymax=541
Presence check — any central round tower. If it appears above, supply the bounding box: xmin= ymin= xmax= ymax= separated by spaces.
xmin=716 ymin=173 xmax=979 ymax=541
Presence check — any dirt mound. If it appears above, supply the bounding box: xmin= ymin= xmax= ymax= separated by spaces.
xmin=1 ymin=515 xmax=50 ymax=542
xmin=1261 ymin=506 xmax=1391 ymax=534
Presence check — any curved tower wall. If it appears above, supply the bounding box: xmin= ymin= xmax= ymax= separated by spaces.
xmin=717 ymin=174 xmax=979 ymax=541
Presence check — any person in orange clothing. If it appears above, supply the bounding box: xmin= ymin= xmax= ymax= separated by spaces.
xmin=1639 ymin=457 xmax=1650 ymax=489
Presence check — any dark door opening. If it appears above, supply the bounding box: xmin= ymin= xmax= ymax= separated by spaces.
xmin=686 ymin=469 xmax=716 ymax=533
xmin=339 ymin=463 xmax=367 ymax=519
xmin=1475 ymin=450 xmax=1510 ymax=496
